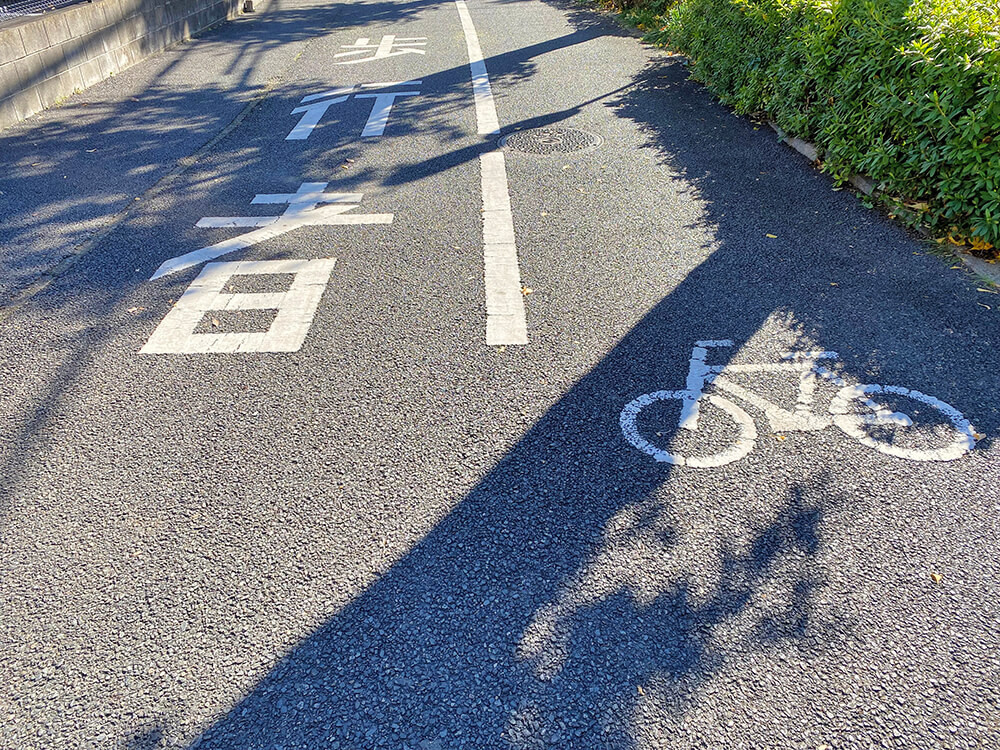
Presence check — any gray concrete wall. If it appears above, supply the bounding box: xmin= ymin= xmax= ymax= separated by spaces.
xmin=0 ymin=0 xmax=245 ymax=131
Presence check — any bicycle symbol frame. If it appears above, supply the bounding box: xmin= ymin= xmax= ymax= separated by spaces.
xmin=620 ymin=340 xmax=977 ymax=467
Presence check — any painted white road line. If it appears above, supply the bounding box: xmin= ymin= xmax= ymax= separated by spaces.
xmin=456 ymin=1 xmax=527 ymax=345
xmin=141 ymin=259 xmax=337 ymax=354
xmin=151 ymin=183 xmax=392 ymax=280
xmin=355 ymin=90 xmax=421 ymax=136
xmin=455 ymin=1 xmax=499 ymax=136
xmin=480 ymin=151 xmax=527 ymax=344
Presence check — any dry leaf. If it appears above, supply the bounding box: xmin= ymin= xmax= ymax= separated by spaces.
xmin=930 ymin=572 xmax=943 ymax=584
xmin=522 ymin=287 xmax=533 ymax=295
xmin=211 ymin=318 xmax=220 ymax=328
xmin=775 ymin=435 xmax=786 ymax=441
xmin=85 ymin=149 xmax=97 ymax=153
xmin=766 ymin=233 xmax=778 ymax=239
xmin=637 ymin=685 xmax=645 ymax=696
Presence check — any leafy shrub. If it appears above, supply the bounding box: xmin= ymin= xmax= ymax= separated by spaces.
xmin=630 ymin=0 xmax=1000 ymax=254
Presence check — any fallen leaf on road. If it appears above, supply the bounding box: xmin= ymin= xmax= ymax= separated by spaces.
xmin=766 ymin=233 xmax=778 ymax=239
xmin=637 ymin=685 xmax=645 ymax=696
xmin=930 ymin=572 xmax=943 ymax=584
xmin=775 ymin=435 xmax=786 ymax=441
xmin=85 ymin=149 xmax=97 ymax=153
xmin=211 ymin=318 xmax=220 ymax=327
xmin=521 ymin=287 xmax=533 ymax=295
xmin=973 ymin=432 xmax=985 ymax=441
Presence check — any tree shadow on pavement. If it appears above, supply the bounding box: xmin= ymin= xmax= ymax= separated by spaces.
xmin=182 ymin=4 xmax=997 ymax=749
xmin=0 ymin=0 xmax=996 ymax=748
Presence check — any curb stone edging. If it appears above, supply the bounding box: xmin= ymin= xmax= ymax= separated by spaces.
xmin=768 ymin=123 xmax=1000 ymax=287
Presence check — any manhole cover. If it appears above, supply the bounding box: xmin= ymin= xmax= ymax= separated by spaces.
xmin=499 ymin=127 xmax=602 ymax=155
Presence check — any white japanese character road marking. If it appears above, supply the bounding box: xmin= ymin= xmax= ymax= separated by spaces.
xmin=334 ymin=35 xmax=426 ymax=65
xmin=150 ymin=182 xmax=393 ymax=280
xmin=355 ymin=90 xmax=421 ymax=137
xmin=141 ymin=259 xmax=337 ymax=354
xmin=285 ymin=81 xmax=422 ymax=141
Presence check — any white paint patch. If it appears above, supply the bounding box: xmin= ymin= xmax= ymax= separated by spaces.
xmin=621 ymin=339 xmax=977 ymax=467
xmin=455 ymin=1 xmax=527 ymax=345
xmin=334 ymin=36 xmax=427 ymax=65
xmin=151 ymin=183 xmax=392 ymax=280
xmin=141 ymin=259 xmax=336 ymax=354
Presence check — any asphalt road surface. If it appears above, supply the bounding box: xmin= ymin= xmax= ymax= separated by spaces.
xmin=1 ymin=0 xmax=998 ymax=748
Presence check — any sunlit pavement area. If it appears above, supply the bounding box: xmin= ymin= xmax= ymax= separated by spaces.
xmin=0 ymin=0 xmax=998 ymax=748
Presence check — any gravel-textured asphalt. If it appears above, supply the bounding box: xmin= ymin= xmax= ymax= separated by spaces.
xmin=1 ymin=0 xmax=998 ymax=748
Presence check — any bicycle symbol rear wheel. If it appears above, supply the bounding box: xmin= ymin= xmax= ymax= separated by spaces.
xmin=830 ymin=384 xmax=976 ymax=462
xmin=620 ymin=390 xmax=758 ymax=468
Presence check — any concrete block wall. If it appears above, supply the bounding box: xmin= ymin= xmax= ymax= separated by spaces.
xmin=0 ymin=0 xmax=244 ymax=131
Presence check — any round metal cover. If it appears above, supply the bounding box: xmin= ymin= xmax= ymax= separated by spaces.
xmin=499 ymin=127 xmax=601 ymax=155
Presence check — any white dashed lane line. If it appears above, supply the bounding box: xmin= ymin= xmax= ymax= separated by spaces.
xmin=456 ymin=0 xmax=528 ymax=346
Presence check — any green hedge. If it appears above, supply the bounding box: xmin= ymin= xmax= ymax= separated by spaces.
xmin=637 ymin=0 xmax=1000 ymax=255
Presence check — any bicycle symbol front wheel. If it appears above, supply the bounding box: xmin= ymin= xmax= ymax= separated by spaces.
xmin=830 ymin=384 xmax=976 ymax=462
xmin=620 ymin=390 xmax=758 ymax=468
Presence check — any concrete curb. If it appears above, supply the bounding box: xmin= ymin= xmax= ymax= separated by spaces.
xmin=768 ymin=123 xmax=1000 ymax=287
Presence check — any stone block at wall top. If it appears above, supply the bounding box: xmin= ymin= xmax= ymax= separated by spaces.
xmin=41 ymin=13 xmax=73 ymax=46
xmin=17 ymin=21 xmax=51 ymax=56
xmin=0 ymin=26 xmax=27 ymax=63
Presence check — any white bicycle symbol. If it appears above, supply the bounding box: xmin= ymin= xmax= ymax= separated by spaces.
xmin=620 ymin=339 xmax=977 ymax=467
